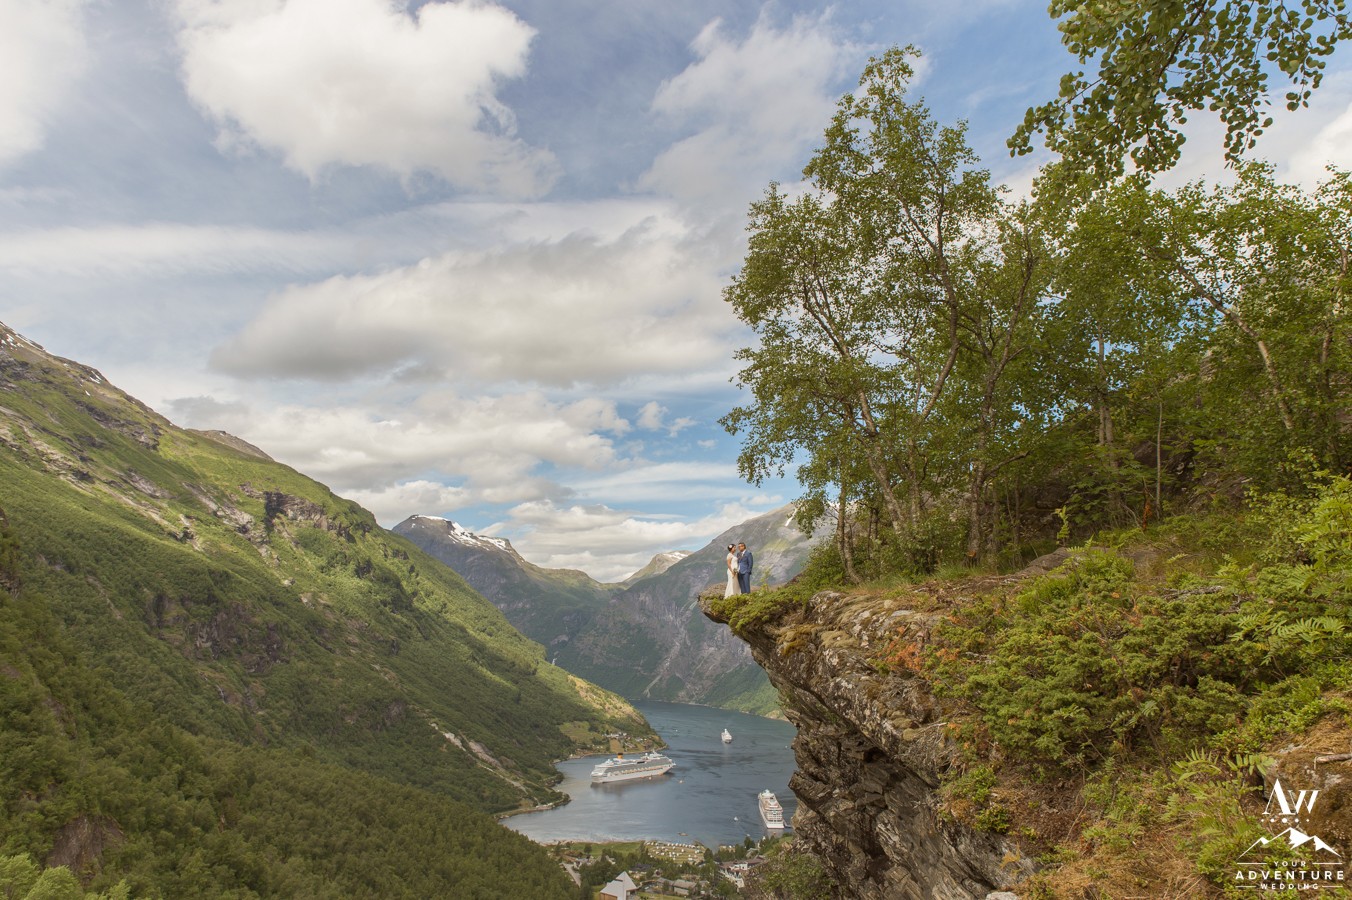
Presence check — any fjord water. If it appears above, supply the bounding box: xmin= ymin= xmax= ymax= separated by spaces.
xmin=505 ymin=700 xmax=798 ymax=849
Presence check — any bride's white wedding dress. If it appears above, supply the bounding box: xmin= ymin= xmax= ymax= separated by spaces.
xmin=723 ymin=552 xmax=740 ymax=598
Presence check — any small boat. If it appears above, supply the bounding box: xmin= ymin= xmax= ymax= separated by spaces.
xmin=759 ymin=790 xmax=785 ymax=830
xmin=721 ymin=728 xmax=732 ymax=743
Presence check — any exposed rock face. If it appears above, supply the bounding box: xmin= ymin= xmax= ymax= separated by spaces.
xmin=701 ymin=589 xmax=1037 ymax=900
xmin=47 ymin=814 xmax=125 ymax=877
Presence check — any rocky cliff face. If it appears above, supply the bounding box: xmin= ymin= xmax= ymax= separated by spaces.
xmin=701 ymin=588 xmax=1037 ymax=900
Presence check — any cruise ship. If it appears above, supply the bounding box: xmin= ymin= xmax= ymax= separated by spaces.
xmin=759 ymin=790 xmax=785 ymax=829
xmin=721 ymin=729 xmax=732 ymax=743
xmin=590 ymin=751 xmax=674 ymax=783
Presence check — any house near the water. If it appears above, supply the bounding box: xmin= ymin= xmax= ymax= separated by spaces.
xmin=598 ymin=871 xmax=637 ymax=900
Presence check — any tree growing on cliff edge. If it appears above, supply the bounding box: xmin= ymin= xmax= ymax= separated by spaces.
xmin=725 ymin=45 xmax=1352 ymax=572
xmin=1010 ymin=0 xmax=1352 ymax=182
xmin=723 ymin=48 xmax=1056 ymax=564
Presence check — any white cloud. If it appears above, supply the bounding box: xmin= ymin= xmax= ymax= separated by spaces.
xmin=0 ymin=223 xmax=353 ymax=277
xmin=168 ymin=388 xmax=630 ymax=497
xmin=639 ymin=11 xmax=858 ymax=205
xmin=1287 ymin=99 xmax=1352 ymax=187
xmin=163 ymin=385 xmax=772 ymax=580
xmin=210 ymin=217 xmax=737 ymax=385
xmin=482 ymin=499 xmax=764 ymax=582
xmin=340 ymin=479 xmax=471 ymax=524
xmin=566 ymin=460 xmax=742 ymax=503
xmin=636 ymin=400 xmax=695 ymax=436
xmin=175 ymin=0 xmax=556 ymax=195
xmin=0 ymin=0 xmax=89 ymax=166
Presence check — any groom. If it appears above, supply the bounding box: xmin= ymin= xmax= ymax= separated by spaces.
xmin=737 ymin=542 xmax=753 ymax=595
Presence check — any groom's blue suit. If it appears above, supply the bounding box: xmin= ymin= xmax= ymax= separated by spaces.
xmin=737 ymin=548 xmax=754 ymax=595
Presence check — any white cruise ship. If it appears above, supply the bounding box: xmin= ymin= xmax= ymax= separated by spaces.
xmin=759 ymin=790 xmax=785 ymax=829
xmin=590 ymin=751 xmax=674 ymax=783
xmin=721 ymin=729 xmax=732 ymax=743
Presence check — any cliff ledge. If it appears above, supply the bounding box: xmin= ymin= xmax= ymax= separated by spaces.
xmin=701 ymin=585 xmax=1037 ymax=900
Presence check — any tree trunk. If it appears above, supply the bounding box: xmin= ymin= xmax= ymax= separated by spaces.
xmin=966 ymin=460 xmax=987 ymax=562
xmin=861 ymin=446 xmax=908 ymax=536
xmin=838 ymin=477 xmax=862 ymax=584
xmin=906 ymin=438 xmax=923 ymax=526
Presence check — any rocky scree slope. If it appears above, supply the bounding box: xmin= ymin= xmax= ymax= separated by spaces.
xmin=0 ymin=321 xmax=653 ymax=814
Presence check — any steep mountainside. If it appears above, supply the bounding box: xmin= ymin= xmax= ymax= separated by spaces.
xmin=620 ymin=550 xmax=692 ymax=585
xmin=391 ymin=515 xmax=620 ymax=651
xmin=400 ymin=503 xmax=823 ymax=716
xmin=0 ymin=322 xmax=654 ymax=817
xmin=0 ymin=515 xmax=576 ymax=898
xmin=554 ymin=504 xmax=822 ymax=715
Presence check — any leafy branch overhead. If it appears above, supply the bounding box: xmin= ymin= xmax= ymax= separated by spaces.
xmin=1011 ymin=0 xmax=1352 ymax=180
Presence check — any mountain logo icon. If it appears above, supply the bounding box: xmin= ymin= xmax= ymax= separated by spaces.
xmin=1240 ymin=827 xmax=1342 ymax=859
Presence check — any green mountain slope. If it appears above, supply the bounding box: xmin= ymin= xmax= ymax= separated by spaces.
xmin=0 ymin=510 xmax=577 ymax=900
xmin=0 ymin=322 xmax=653 ymax=815
xmin=391 ymin=515 xmax=620 ymax=653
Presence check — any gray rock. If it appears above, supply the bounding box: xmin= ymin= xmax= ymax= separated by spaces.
xmin=701 ymin=590 xmax=1038 ymax=900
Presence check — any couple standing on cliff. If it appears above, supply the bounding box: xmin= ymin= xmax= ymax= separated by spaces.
xmin=723 ymin=542 xmax=754 ymax=598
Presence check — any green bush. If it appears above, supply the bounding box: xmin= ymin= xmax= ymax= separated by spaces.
xmin=936 ymin=549 xmax=1270 ymax=764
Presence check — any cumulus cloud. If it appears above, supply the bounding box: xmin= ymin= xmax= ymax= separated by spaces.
xmin=340 ymin=479 xmax=472 ymax=524
xmin=210 ymin=217 xmax=736 ymax=385
xmin=163 ymin=385 xmax=772 ymax=579
xmin=167 ymin=388 xmax=630 ymax=496
xmin=636 ymin=400 xmax=695 ymax=436
xmin=639 ymin=11 xmax=858 ymax=205
xmin=0 ymin=0 xmax=89 ymax=166
xmin=175 ymin=0 xmax=556 ymax=195
xmin=482 ymin=499 xmax=766 ymax=582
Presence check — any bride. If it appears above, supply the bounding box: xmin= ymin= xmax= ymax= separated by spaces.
xmin=723 ymin=544 xmax=741 ymax=597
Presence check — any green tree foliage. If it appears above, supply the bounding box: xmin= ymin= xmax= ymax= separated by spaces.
xmin=0 ymin=515 xmax=576 ymax=900
xmin=724 ymin=48 xmax=1054 ymax=565
xmin=1010 ymin=0 xmax=1352 ymax=181
xmin=726 ymin=47 xmax=1352 ymax=572
xmin=0 ymin=857 xmax=128 ymax=900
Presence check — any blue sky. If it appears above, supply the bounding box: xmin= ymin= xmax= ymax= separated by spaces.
xmin=3 ymin=0 xmax=1351 ymax=581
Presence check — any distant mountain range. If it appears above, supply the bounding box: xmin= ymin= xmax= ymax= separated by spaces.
xmin=395 ymin=504 xmax=823 ymax=716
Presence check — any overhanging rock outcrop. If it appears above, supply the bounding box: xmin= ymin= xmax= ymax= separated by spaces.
xmin=701 ymin=589 xmax=1037 ymax=900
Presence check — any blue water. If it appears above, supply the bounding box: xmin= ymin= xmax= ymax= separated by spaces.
xmin=503 ymin=700 xmax=798 ymax=849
